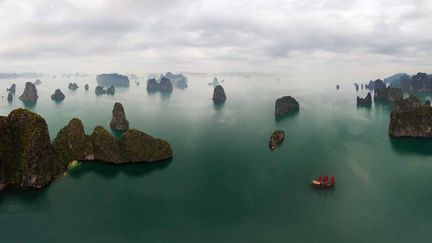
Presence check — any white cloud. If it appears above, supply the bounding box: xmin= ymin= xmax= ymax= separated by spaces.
xmin=0 ymin=0 xmax=432 ymax=78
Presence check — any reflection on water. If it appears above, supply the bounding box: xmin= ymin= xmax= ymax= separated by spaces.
xmin=68 ymin=159 xmax=173 ymax=179
xmin=390 ymin=137 xmax=432 ymax=155
xmin=275 ymin=110 xmax=299 ymax=122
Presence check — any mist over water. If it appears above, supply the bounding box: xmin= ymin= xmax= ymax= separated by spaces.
xmin=0 ymin=74 xmax=432 ymax=242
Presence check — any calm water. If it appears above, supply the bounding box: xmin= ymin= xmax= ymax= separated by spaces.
xmin=0 ymin=75 xmax=432 ymax=243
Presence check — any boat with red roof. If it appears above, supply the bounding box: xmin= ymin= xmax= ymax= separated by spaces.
xmin=310 ymin=175 xmax=335 ymax=189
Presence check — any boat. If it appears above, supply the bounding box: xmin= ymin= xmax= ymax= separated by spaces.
xmin=310 ymin=175 xmax=335 ymax=189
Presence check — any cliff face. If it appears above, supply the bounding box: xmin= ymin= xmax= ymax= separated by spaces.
xmin=374 ymin=87 xmax=403 ymax=102
xmin=275 ymin=96 xmax=299 ymax=116
xmin=389 ymin=95 xmax=432 ymax=138
xmin=19 ymin=82 xmax=38 ymax=102
xmin=0 ymin=109 xmax=66 ymax=188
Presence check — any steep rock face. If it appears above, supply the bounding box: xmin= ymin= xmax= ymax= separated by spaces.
xmin=19 ymin=82 xmax=38 ymax=102
xmin=95 ymin=85 xmax=106 ymax=95
xmin=7 ymin=84 xmax=16 ymax=93
xmin=51 ymin=89 xmax=65 ymax=101
xmin=96 ymin=73 xmax=130 ymax=87
xmin=275 ymin=96 xmax=299 ymax=116
xmin=212 ymin=85 xmax=226 ymax=103
xmin=84 ymin=84 xmax=89 ymax=91
xmin=269 ymin=130 xmax=285 ymax=150
xmin=357 ymin=92 xmax=372 ymax=106
xmin=53 ymin=118 xmax=94 ymax=161
xmin=388 ymin=95 xmax=432 ymax=137
xmin=7 ymin=92 xmax=12 ymax=102
xmin=146 ymin=78 xmax=159 ymax=92
xmin=68 ymin=83 xmax=79 ymax=90
xmin=107 ymin=86 xmax=115 ymax=95
xmin=0 ymin=109 xmax=66 ymax=188
xmin=159 ymin=77 xmax=173 ymax=93
xmin=374 ymin=87 xmax=403 ymax=102
xmin=110 ymin=102 xmax=129 ymax=132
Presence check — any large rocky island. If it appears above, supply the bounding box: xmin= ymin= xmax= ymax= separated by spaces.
xmin=0 ymin=109 xmax=172 ymax=191
xmin=389 ymin=95 xmax=432 ymax=137
xmin=96 ymin=73 xmax=130 ymax=87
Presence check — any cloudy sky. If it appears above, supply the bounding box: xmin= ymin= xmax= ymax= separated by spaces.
xmin=0 ymin=0 xmax=431 ymax=79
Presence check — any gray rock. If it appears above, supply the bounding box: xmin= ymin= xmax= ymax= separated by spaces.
xmin=275 ymin=96 xmax=299 ymax=116
xmin=51 ymin=89 xmax=65 ymax=101
xmin=19 ymin=82 xmax=38 ymax=102
xmin=212 ymin=85 xmax=226 ymax=103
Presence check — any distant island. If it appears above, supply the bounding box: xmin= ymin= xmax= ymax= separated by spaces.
xmin=96 ymin=73 xmax=130 ymax=87
xmin=372 ymin=72 xmax=432 ymax=92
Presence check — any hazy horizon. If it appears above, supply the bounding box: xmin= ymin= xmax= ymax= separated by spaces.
xmin=1 ymin=0 xmax=432 ymax=82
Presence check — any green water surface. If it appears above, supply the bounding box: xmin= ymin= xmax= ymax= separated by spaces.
xmin=0 ymin=75 xmax=431 ymax=243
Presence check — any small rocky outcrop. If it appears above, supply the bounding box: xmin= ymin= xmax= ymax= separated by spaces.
xmin=159 ymin=77 xmax=173 ymax=93
xmin=95 ymin=86 xmax=106 ymax=95
xmin=374 ymin=87 xmax=403 ymax=102
xmin=7 ymin=84 xmax=16 ymax=93
xmin=389 ymin=95 xmax=432 ymax=137
xmin=107 ymin=86 xmax=115 ymax=95
xmin=19 ymin=82 xmax=38 ymax=102
xmin=7 ymin=92 xmax=12 ymax=102
xmin=336 ymin=84 xmax=340 ymax=90
xmin=68 ymin=83 xmax=79 ymax=90
xmin=361 ymin=84 xmax=364 ymax=90
xmin=146 ymin=78 xmax=159 ymax=92
xmin=84 ymin=84 xmax=89 ymax=91
xmin=354 ymin=83 xmax=359 ymax=91
xmin=275 ymin=96 xmax=299 ymax=116
xmin=34 ymin=79 xmax=42 ymax=85
xmin=212 ymin=85 xmax=226 ymax=103
xmin=109 ymin=102 xmax=129 ymax=132
xmin=96 ymin=73 xmax=130 ymax=87
xmin=357 ymin=92 xmax=372 ymax=106
xmin=51 ymin=89 xmax=65 ymax=101
xmin=425 ymin=100 xmax=431 ymax=106
xmin=269 ymin=130 xmax=285 ymax=150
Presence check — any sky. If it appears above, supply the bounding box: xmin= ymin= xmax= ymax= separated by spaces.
xmin=0 ymin=0 xmax=431 ymax=80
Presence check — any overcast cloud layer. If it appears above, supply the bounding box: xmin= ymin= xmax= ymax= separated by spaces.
xmin=0 ymin=0 xmax=431 ymax=79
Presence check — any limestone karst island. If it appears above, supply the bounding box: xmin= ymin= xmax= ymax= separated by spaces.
xmin=1 ymin=1 xmax=431 ymax=242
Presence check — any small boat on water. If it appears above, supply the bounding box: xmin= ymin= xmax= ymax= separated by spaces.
xmin=310 ymin=175 xmax=335 ymax=189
